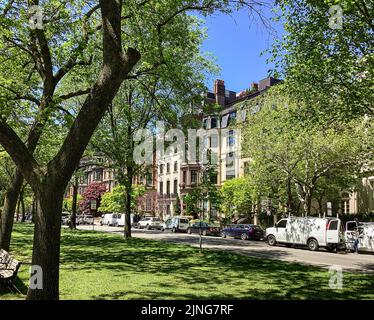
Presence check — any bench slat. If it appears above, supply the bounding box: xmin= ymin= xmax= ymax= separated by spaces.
xmin=0 ymin=250 xmax=21 ymax=283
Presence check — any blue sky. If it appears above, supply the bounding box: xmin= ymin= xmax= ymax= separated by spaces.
xmin=200 ymin=6 xmax=284 ymax=93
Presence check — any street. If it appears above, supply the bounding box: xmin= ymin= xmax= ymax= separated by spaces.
xmin=76 ymin=224 xmax=374 ymax=274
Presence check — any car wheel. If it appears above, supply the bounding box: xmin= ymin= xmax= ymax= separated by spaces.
xmin=241 ymin=233 xmax=248 ymax=241
xmin=187 ymin=228 xmax=192 ymax=234
xmin=161 ymin=227 xmax=165 ymax=232
xmin=267 ymin=235 xmax=277 ymax=246
xmin=221 ymin=231 xmax=226 ymax=238
xmin=202 ymin=230 xmax=207 ymax=236
xmin=307 ymin=238 xmax=319 ymax=251
xmin=172 ymin=227 xmax=176 ymax=233
xmin=146 ymin=224 xmax=150 ymax=230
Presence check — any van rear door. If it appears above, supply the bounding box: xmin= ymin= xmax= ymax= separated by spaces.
xmin=345 ymin=221 xmax=358 ymax=250
xmin=326 ymin=219 xmax=340 ymax=244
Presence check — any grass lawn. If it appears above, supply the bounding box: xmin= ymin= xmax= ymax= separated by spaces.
xmin=1 ymin=223 xmax=374 ymax=300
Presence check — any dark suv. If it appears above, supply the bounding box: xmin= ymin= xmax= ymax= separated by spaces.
xmin=221 ymin=224 xmax=264 ymax=241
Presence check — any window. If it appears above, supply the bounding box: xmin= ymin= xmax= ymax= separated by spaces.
xmin=159 ymin=164 xmax=164 ymax=174
xmin=173 ymin=179 xmax=178 ymax=195
xmin=159 ymin=181 xmax=163 ymax=195
xmin=174 ymin=161 xmax=178 ymax=172
xmin=221 ymin=114 xmax=229 ymax=128
xmin=227 ymin=130 xmax=235 ymax=147
xmin=146 ymin=172 xmax=153 ymax=186
xmin=203 ymin=119 xmax=208 ymax=129
xmin=191 ymin=170 xmax=197 ymax=184
xmin=226 ymin=169 xmax=235 ymax=180
xmin=210 ymin=135 xmax=218 ymax=148
xmin=94 ymin=169 xmax=103 ymax=181
xmin=211 ymin=117 xmax=217 ymax=128
xmin=276 ymin=220 xmax=287 ymax=228
xmin=328 ymin=220 xmax=338 ymax=230
xmin=183 ymin=171 xmax=187 ymax=183
xmin=341 ymin=200 xmax=350 ymax=214
xmin=146 ymin=199 xmax=152 ymax=211
xmin=210 ymin=172 xmax=218 ymax=184
xmin=229 ymin=111 xmax=237 ymax=120
xmin=226 ymin=152 xmax=235 ymax=168
xmin=166 ymin=181 xmax=170 ymax=195
xmin=167 ymin=163 xmax=170 ymax=173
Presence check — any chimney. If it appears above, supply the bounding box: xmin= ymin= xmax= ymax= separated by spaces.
xmin=251 ymin=82 xmax=259 ymax=92
xmin=214 ymin=79 xmax=226 ymax=106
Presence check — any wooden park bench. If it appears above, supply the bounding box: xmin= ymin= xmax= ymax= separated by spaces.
xmin=0 ymin=249 xmax=21 ymax=293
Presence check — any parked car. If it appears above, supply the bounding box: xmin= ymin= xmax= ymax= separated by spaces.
xmin=187 ymin=221 xmax=221 ymax=236
xmin=131 ymin=214 xmax=142 ymax=228
xmin=138 ymin=216 xmax=162 ymax=230
xmin=116 ymin=213 xmax=138 ymax=227
xmin=76 ymin=215 xmax=84 ymax=225
xmin=161 ymin=216 xmax=190 ymax=232
xmin=221 ymin=224 xmax=264 ymax=241
xmin=265 ymin=217 xmax=344 ymax=251
xmin=100 ymin=213 xmax=120 ymax=226
xmin=24 ymin=213 xmax=33 ymax=223
xmin=61 ymin=212 xmax=70 ymax=225
xmin=82 ymin=214 xmax=94 ymax=225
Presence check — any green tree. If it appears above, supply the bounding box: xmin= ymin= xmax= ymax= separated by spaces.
xmin=184 ymin=190 xmax=201 ymax=219
xmin=99 ymin=185 xmax=145 ymax=213
xmin=243 ymin=84 xmax=367 ymax=216
xmin=219 ymin=177 xmax=252 ymax=219
xmin=270 ymin=0 xmax=373 ymax=119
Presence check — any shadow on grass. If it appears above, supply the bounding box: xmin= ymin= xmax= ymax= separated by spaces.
xmin=3 ymin=223 xmax=374 ymax=300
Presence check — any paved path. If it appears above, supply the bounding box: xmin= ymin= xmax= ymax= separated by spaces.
xmin=76 ymin=224 xmax=374 ymax=273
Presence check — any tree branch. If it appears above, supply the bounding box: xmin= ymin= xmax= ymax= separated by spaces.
xmin=0 ymin=117 xmax=42 ymax=191
xmin=57 ymin=88 xmax=91 ymax=101
xmin=48 ymin=0 xmax=141 ymax=187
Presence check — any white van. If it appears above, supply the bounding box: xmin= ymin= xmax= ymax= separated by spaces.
xmin=161 ymin=216 xmax=190 ymax=232
xmin=116 ymin=214 xmax=135 ymax=227
xmin=345 ymin=221 xmax=374 ymax=253
xmin=100 ymin=213 xmax=120 ymax=226
xmin=265 ymin=217 xmax=343 ymax=251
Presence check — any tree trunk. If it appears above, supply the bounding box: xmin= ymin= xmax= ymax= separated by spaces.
xmin=286 ymin=177 xmax=293 ymax=215
xmin=124 ymin=184 xmax=132 ymax=239
xmin=16 ymin=197 xmax=21 ymax=222
xmin=31 ymin=197 xmax=37 ymax=223
xmin=21 ymin=192 xmax=26 ymax=222
xmin=70 ymin=176 xmax=78 ymax=229
xmin=26 ymin=187 xmax=64 ymax=300
xmin=302 ymin=190 xmax=312 ymax=217
xmin=0 ymin=169 xmax=23 ymax=251
xmin=121 ymin=161 xmax=134 ymax=240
